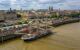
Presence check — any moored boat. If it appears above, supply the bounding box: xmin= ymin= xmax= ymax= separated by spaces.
xmin=21 ymin=28 xmax=52 ymax=41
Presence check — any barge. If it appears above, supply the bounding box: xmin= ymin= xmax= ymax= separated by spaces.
xmin=0 ymin=25 xmax=26 ymax=42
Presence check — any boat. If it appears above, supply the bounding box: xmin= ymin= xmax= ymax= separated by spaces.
xmin=21 ymin=13 xmax=53 ymax=41
xmin=21 ymin=28 xmax=52 ymax=41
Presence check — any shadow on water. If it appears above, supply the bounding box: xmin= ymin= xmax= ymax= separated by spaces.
xmin=0 ymin=38 xmax=20 ymax=45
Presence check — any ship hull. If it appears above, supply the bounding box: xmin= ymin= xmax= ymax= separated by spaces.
xmin=21 ymin=30 xmax=52 ymax=41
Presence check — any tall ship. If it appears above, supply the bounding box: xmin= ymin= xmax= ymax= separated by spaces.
xmin=20 ymin=15 xmax=53 ymax=41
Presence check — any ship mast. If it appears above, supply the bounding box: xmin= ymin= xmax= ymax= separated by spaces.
xmin=45 ymin=15 xmax=48 ymax=30
xmin=36 ymin=12 xmax=39 ymax=33
xmin=27 ymin=15 xmax=32 ymax=34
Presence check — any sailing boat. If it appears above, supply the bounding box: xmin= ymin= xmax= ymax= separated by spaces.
xmin=21 ymin=12 xmax=52 ymax=41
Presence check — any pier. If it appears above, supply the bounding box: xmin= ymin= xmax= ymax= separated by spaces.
xmin=0 ymin=24 xmax=28 ymax=42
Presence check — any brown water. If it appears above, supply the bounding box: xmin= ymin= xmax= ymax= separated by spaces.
xmin=0 ymin=22 xmax=80 ymax=50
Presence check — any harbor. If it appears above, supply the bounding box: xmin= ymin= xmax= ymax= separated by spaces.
xmin=0 ymin=17 xmax=80 ymax=42
xmin=0 ymin=22 xmax=80 ymax=50
xmin=0 ymin=1 xmax=80 ymax=50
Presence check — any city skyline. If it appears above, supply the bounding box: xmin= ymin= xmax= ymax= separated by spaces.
xmin=0 ymin=0 xmax=80 ymax=10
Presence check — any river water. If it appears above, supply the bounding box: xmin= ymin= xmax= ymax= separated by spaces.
xmin=0 ymin=22 xmax=80 ymax=50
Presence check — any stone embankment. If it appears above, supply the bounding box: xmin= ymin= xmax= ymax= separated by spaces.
xmin=52 ymin=18 xmax=80 ymax=27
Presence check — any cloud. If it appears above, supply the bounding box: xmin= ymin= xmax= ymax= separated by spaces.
xmin=0 ymin=0 xmax=80 ymax=10
xmin=0 ymin=0 xmax=11 ymax=9
xmin=38 ymin=0 xmax=65 ymax=4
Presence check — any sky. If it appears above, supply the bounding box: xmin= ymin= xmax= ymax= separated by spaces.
xmin=0 ymin=0 xmax=80 ymax=10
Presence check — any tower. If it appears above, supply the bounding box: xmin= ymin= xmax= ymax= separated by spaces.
xmin=48 ymin=6 xmax=53 ymax=14
xmin=9 ymin=8 xmax=12 ymax=12
xmin=48 ymin=6 xmax=53 ymax=11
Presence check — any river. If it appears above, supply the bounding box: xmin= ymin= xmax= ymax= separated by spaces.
xmin=0 ymin=22 xmax=80 ymax=50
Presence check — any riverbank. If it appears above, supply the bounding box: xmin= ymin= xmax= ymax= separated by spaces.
xmin=52 ymin=18 xmax=80 ymax=27
xmin=0 ymin=22 xmax=80 ymax=50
